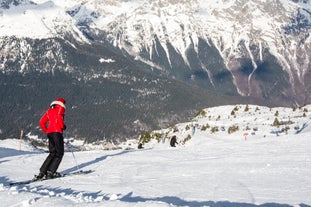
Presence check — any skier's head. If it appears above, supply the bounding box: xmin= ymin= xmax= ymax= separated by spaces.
xmin=56 ymin=97 xmax=66 ymax=105
xmin=50 ymin=97 xmax=66 ymax=109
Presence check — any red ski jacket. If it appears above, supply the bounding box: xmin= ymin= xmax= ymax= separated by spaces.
xmin=39 ymin=101 xmax=66 ymax=134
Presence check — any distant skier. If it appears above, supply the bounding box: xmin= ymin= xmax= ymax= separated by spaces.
xmin=170 ymin=135 xmax=178 ymax=147
xmin=137 ymin=143 xmax=143 ymax=149
xmin=34 ymin=97 xmax=66 ymax=180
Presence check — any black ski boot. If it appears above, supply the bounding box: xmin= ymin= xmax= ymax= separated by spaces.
xmin=33 ymin=172 xmax=45 ymax=181
xmin=46 ymin=171 xmax=62 ymax=179
xmin=53 ymin=172 xmax=62 ymax=178
xmin=46 ymin=171 xmax=54 ymax=179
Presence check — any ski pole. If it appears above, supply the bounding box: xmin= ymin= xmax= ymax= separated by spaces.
xmin=64 ymin=131 xmax=80 ymax=172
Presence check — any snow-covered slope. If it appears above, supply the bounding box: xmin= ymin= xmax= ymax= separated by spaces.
xmin=139 ymin=104 xmax=311 ymax=148
xmin=1 ymin=104 xmax=311 ymax=206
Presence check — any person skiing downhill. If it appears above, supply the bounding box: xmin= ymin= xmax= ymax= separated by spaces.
xmin=34 ymin=97 xmax=66 ymax=180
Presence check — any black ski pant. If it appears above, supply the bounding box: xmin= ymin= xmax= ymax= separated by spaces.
xmin=40 ymin=132 xmax=64 ymax=174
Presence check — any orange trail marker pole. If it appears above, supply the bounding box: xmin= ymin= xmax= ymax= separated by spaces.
xmin=243 ymin=132 xmax=248 ymax=141
xmin=19 ymin=130 xmax=23 ymax=150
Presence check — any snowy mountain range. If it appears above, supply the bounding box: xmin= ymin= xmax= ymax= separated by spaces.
xmin=0 ymin=0 xmax=311 ymax=141
xmin=85 ymin=0 xmax=311 ymax=104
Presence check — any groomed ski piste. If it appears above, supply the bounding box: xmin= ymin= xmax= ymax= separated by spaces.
xmin=1 ymin=104 xmax=311 ymax=207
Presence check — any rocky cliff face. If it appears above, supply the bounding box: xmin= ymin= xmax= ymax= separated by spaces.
xmin=78 ymin=0 xmax=311 ymax=105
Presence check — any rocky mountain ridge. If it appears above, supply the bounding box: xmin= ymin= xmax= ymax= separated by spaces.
xmin=86 ymin=0 xmax=311 ymax=104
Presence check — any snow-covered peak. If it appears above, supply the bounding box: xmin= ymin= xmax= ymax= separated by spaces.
xmin=1 ymin=0 xmax=310 ymax=47
xmin=86 ymin=0 xmax=311 ymax=71
xmin=2 ymin=0 xmax=310 ymax=57
xmin=0 ymin=0 xmax=86 ymax=40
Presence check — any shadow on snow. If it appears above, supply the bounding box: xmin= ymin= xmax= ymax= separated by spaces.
xmin=61 ymin=148 xmax=150 ymax=174
xmin=0 ymin=147 xmax=41 ymax=159
xmin=1 ymin=179 xmax=310 ymax=207
xmin=120 ymin=192 xmax=311 ymax=207
xmin=3 ymin=148 xmax=309 ymax=207
xmin=2 ymin=148 xmax=143 ymax=185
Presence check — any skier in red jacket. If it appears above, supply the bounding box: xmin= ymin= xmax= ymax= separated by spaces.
xmin=34 ymin=97 xmax=66 ymax=180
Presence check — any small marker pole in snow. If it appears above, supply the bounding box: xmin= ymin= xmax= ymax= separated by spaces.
xmin=243 ymin=132 xmax=248 ymax=140
xmin=19 ymin=129 xmax=23 ymax=150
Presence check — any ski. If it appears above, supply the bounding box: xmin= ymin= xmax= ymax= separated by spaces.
xmin=9 ymin=170 xmax=93 ymax=186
